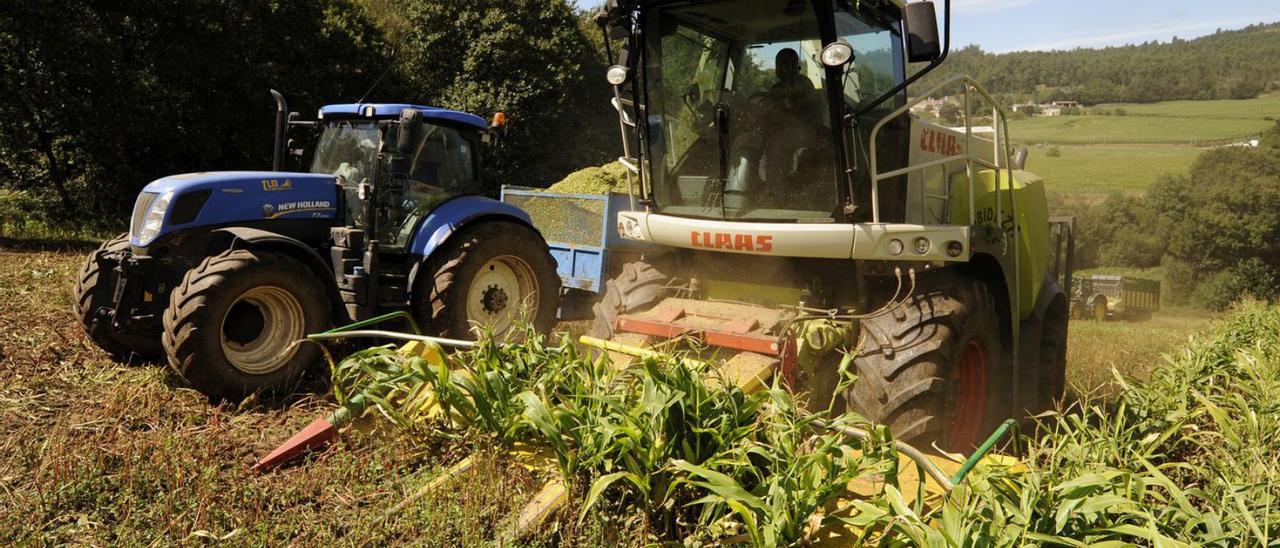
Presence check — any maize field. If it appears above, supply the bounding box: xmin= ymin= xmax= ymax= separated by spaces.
xmin=0 ymin=241 xmax=1273 ymax=545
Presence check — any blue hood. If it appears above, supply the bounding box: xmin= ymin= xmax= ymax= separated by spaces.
xmin=133 ymin=171 xmax=339 ymax=246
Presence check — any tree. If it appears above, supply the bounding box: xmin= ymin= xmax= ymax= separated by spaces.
xmin=0 ymin=0 xmax=389 ymax=225
xmin=1261 ymin=121 xmax=1280 ymax=150
xmin=1148 ymin=148 xmax=1280 ymax=309
xmin=392 ymin=0 xmax=614 ymax=192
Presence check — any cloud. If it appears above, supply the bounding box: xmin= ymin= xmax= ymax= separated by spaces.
xmin=1016 ymin=15 xmax=1272 ymax=51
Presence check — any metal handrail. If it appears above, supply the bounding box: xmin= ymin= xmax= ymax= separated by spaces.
xmin=867 ymin=74 xmax=1023 ymax=411
xmin=868 ymin=74 xmax=1014 ymax=228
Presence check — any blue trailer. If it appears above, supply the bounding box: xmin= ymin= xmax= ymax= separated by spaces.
xmin=500 ymin=186 xmax=651 ymax=315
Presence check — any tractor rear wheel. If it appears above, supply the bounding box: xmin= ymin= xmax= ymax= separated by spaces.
xmin=416 ymin=221 xmax=560 ymax=339
xmin=162 ymin=249 xmax=329 ymax=401
xmin=845 ymin=274 xmax=1007 ymax=453
xmin=587 ymin=260 xmax=673 ymax=340
xmin=73 ymin=233 xmax=163 ymax=361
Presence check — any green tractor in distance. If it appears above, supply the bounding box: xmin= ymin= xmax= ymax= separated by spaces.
xmin=590 ymin=0 xmax=1074 ymax=451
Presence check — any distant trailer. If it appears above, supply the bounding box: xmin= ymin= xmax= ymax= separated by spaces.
xmin=1072 ymin=274 xmax=1161 ymax=321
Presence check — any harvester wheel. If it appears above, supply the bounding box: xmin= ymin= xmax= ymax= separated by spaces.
xmin=587 ymin=260 xmax=673 ymax=340
xmin=1034 ymin=298 xmax=1069 ymax=410
xmin=73 ymin=233 xmax=163 ymax=361
xmin=162 ymin=249 xmax=329 ymax=401
xmin=416 ymin=221 xmax=560 ymax=339
xmin=845 ymin=275 xmax=1006 ymax=453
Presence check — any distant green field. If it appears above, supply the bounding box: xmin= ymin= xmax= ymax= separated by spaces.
xmin=1027 ymin=145 xmax=1202 ymax=194
xmin=1101 ymin=95 xmax=1280 ymax=119
xmin=1008 ymin=95 xmax=1278 ymax=145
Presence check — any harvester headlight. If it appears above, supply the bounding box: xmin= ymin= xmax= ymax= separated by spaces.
xmin=886 ymin=239 xmax=904 ymax=256
xmin=946 ymin=240 xmax=965 ymax=258
xmin=913 ymin=237 xmax=931 ymax=255
xmin=135 ymin=191 xmax=174 ymax=246
xmin=820 ymin=41 xmax=854 ymax=68
xmin=618 ymin=217 xmax=644 ymax=240
xmin=606 ymin=65 xmax=632 ymax=86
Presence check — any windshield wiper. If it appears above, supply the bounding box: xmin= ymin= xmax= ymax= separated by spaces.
xmin=709 ymin=101 xmax=731 ymax=210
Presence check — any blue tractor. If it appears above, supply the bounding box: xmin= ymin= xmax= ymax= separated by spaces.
xmin=74 ymin=94 xmax=561 ymax=399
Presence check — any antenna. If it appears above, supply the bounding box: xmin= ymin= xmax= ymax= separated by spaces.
xmin=356 ymin=46 xmax=398 ymax=104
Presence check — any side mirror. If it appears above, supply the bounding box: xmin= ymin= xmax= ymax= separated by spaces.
xmin=396 ymin=108 xmax=421 ymax=154
xmin=904 ymin=1 xmax=942 ymax=64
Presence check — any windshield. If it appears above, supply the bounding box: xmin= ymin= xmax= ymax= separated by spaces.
xmin=645 ymin=0 xmax=839 ymax=222
xmin=312 ymin=121 xmax=380 ymax=186
xmin=312 ymin=121 xmax=381 ymax=226
xmin=835 ymin=7 xmax=902 ymax=114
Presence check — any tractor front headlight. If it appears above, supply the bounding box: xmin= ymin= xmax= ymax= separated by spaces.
xmin=135 ymin=191 xmax=174 ymax=246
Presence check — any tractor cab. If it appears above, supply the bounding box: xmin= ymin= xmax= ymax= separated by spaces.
xmin=637 ymin=0 xmax=906 ymax=222
xmin=309 ymin=104 xmax=494 ymax=251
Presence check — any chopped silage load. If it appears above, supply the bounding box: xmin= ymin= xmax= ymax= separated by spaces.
xmin=511 ymin=162 xmax=631 ymax=246
xmin=544 ymin=161 xmax=630 ymax=195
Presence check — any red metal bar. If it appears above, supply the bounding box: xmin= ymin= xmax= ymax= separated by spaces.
xmin=616 ymin=316 xmax=781 ymax=356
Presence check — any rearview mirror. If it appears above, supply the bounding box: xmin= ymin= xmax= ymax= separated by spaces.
xmin=904 ymin=1 xmax=941 ymax=63
xmin=396 ymin=108 xmax=421 ymax=154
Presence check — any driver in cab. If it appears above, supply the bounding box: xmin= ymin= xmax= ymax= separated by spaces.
xmin=756 ymin=48 xmax=827 ymax=196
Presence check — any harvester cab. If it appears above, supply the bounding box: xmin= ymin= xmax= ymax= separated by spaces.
xmin=75 ymin=96 xmax=561 ymax=400
xmin=593 ymin=0 xmax=1073 ymax=451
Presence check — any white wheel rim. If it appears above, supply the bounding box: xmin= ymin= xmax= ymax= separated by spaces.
xmin=220 ymin=286 xmax=305 ymax=375
xmin=465 ymin=255 xmax=538 ymax=335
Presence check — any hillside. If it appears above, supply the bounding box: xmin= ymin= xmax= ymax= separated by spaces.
xmin=925 ymin=22 xmax=1280 ymax=105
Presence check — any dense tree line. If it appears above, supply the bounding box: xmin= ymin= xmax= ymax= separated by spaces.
xmin=0 ymin=0 xmax=613 ymax=227
xmin=924 ymin=23 xmax=1280 ymax=105
xmin=1062 ymin=127 xmax=1280 ymax=309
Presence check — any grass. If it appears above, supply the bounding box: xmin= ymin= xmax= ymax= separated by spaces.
xmin=4 ymin=239 xmax=1256 ymax=544
xmin=1066 ymin=307 xmax=1215 ymax=397
xmin=1028 ymin=145 xmax=1203 ymax=194
xmin=1010 ymin=115 xmax=1269 ymax=145
xmin=0 ymin=242 xmax=628 ymax=545
xmin=1008 ymin=95 xmax=1279 ymax=145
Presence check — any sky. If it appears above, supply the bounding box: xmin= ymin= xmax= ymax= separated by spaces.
xmin=572 ymin=0 xmax=1280 ymax=53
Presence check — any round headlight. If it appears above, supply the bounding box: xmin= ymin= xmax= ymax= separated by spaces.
xmin=946 ymin=240 xmax=965 ymax=258
xmin=821 ymin=42 xmax=854 ymax=68
xmin=606 ymin=65 xmax=632 ymax=86
xmin=886 ymin=239 xmax=904 ymax=256
xmin=913 ymin=237 xmax=932 ymax=255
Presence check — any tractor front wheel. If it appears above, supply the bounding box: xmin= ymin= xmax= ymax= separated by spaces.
xmin=162 ymin=249 xmax=329 ymax=401
xmin=73 ymin=233 xmax=163 ymax=361
xmin=416 ymin=221 xmax=560 ymax=339
xmin=845 ymin=274 xmax=1007 ymax=453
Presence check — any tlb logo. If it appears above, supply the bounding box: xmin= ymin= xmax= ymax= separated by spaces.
xmin=262 ymin=179 xmax=293 ymax=192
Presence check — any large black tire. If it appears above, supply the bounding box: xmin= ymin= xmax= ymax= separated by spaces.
xmin=73 ymin=233 xmax=163 ymax=361
xmin=415 ymin=221 xmax=560 ymax=339
xmin=845 ymin=274 xmax=1008 ymax=453
xmin=162 ymin=249 xmax=330 ymax=401
xmin=587 ymin=261 xmax=673 ymax=340
xmin=1034 ymin=299 xmax=1069 ymax=410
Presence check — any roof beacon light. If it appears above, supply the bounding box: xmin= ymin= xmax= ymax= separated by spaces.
xmin=491 ymin=112 xmax=508 ymax=129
